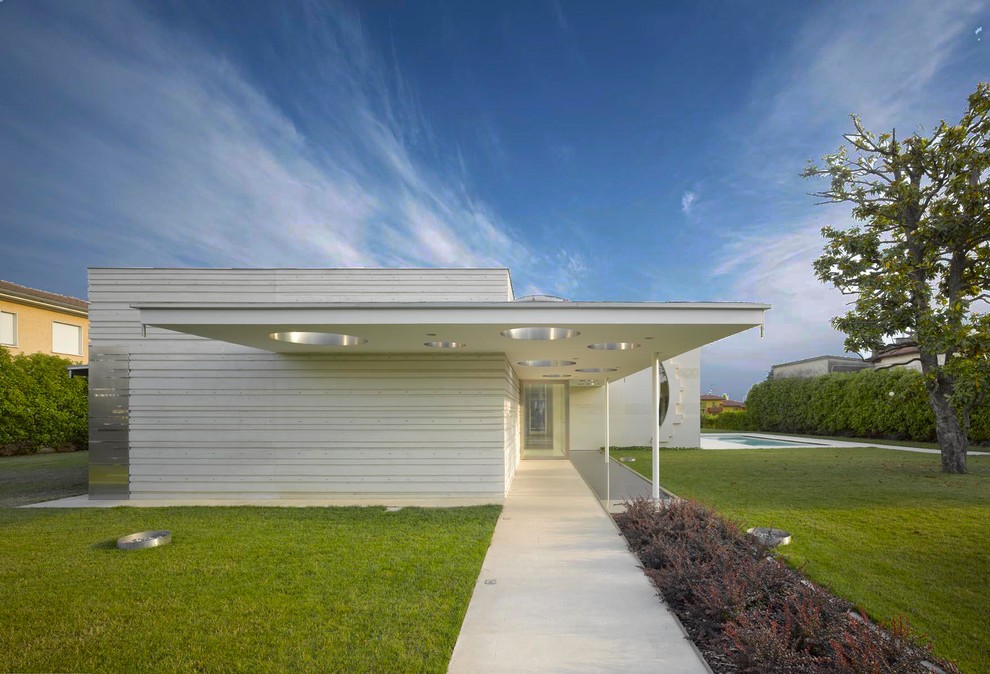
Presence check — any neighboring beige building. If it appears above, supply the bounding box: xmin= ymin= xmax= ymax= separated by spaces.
xmin=0 ymin=280 xmax=89 ymax=363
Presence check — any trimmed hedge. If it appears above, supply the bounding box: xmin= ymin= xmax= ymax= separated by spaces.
xmin=0 ymin=348 xmax=88 ymax=455
xmin=701 ymin=410 xmax=756 ymax=431
xmin=745 ymin=367 xmax=990 ymax=443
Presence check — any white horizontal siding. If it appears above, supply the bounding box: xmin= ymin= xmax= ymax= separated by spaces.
xmin=88 ymin=268 xmax=515 ymax=500
xmin=90 ymin=268 xmax=512 ymax=306
xmin=503 ymin=361 xmax=521 ymax=494
xmin=126 ymin=353 xmax=508 ymax=498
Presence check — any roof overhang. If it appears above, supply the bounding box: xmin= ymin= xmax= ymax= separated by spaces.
xmin=136 ymin=301 xmax=769 ymax=383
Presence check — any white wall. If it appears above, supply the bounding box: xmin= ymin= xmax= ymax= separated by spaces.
xmin=89 ymin=268 xmax=516 ymax=500
xmin=503 ymin=364 xmax=520 ymax=494
xmin=570 ymin=349 xmax=701 ymax=450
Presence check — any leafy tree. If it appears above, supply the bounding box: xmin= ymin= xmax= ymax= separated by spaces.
xmin=804 ymin=83 xmax=990 ymax=474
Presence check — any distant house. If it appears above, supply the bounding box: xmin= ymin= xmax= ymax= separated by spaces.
xmin=700 ymin=394 xmax=723 ymax=413
xmin=701 ymin=393 xmax=746 ymax=415
xmin=773 ymin=339 xmax=941 ymax=381
xmin=0 ymin=280 xmax=88 ymax=364
xmin=869 ymin=338 xmax=941 ymax=372
xmin=771 ymin=355 xmax=872 ymax=380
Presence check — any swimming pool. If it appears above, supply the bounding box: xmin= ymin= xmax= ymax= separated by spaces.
xmin=704 ymin=434 xmax=824 ymax=447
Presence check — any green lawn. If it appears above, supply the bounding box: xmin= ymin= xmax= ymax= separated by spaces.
xmin=611 ymin=446 xmax=990 ymax=674
xmin=0 ymin=450 xmax=88 ymax=507
xmin=0 ymin=505 xmax=499 ymax=673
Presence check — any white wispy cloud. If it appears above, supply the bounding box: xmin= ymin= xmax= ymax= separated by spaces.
xmin=681 ymin=191 xmax=698 ymax=214
xmin=700 ymin=0 xmax=986 ymax=398
xmin=702 ymin=215 xmax=861 ymax=395
xmin=0 ymin=1 xmax=571 ymax=293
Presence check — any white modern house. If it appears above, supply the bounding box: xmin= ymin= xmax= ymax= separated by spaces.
xmin=88 ymin=268 xmax=768 ymax=502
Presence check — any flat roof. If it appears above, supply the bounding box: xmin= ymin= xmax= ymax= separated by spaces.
xmin=771 ymin=354 xmax=868 ymax=368
xmin=137 ymin=300 xmax=769 ymax=383
xmin=134 ymin=300 xmax=771 ymax=310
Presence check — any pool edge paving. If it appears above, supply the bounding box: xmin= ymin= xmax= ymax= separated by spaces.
xmin=447 ymin=460 xmax=710 ymax=674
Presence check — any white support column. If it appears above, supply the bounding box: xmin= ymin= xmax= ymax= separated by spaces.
xmin=651 ymin=354 xmax=660 ymax=503
xmin=604 ymin=379 xmax=610 ymax=504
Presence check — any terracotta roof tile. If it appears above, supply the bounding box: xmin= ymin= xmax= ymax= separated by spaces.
xmin=0 ymin=279 xmax=88 ymax=311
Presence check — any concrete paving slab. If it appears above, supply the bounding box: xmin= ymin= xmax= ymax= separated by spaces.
xmin=448 ymin=460 xmax=709 ymax=674
xmin=569 ymin=449 xmax=653 ymax=501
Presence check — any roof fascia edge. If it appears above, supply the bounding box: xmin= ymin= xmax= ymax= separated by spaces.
xmin=137 ymin=304 xmax=768 ymax=328
xmin=132 ymin=301 xmax=771 ymax=311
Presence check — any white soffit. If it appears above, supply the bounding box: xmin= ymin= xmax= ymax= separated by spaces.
xmin=136 ymin=301 xmax=769 ymax=382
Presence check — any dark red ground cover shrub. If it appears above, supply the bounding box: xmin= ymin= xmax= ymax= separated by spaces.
xmin=614 ymin=498 xmax=958 ymax=674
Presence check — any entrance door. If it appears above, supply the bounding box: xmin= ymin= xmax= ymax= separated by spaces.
xmin=521 ymin=382 xmax=568 ymax=458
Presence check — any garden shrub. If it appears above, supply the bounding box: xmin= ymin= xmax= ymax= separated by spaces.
xmin=742 ymin=367 xmax=990 ymax=443
xmin=614 ymin=498 xmax=959 ymax=674
xmin=704 ymin=410 xmax=756 ymax=431
xmin=0 ymin=347 xmax=88 ymax=455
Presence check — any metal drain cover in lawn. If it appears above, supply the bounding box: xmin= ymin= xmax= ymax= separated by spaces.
xmin=747 ymin=527 xmax=791 ymax=547
xmin=117 ymin=530 xmax=171 ymax=550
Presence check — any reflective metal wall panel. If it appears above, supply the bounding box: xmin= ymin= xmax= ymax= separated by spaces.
xmin=88 ymin=347 xmax=129 ymax=499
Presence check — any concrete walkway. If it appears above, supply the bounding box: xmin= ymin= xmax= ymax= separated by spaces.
xmin=448 ymin=460 xmax=708 ymax=674
xmin=569 ymin=449 xmax=655 ymax=502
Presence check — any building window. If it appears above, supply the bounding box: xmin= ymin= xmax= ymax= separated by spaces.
xmin=0 ymin=311 xmax=16 ymax=346
xmin=52 ymin=321 xmax=83 ymax=356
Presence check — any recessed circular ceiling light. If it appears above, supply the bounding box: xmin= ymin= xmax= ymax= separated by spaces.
xmin=575 ymin=367 xmax=618 ymax=373
xmin=587 ymin=342 xmax=641 ymax=351
xmin=501 ymin=327 xmax=580 ymax=340
xmin=269 ymin=331 xmax=366 ymax=346
xmin=424 ymin=341 xmax=466 ymax=348
xmin=542 ymin=374 xmax=572 ymax=378
xmin=516 ymin=359 xmax=577 ymax=367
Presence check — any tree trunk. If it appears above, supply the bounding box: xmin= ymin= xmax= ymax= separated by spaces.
xmin=928 ymin=386 xmax=968 ymax=474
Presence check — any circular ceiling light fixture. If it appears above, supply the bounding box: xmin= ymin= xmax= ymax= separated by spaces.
xmin=587 ymin=342 xmax=641 ymax=351
xmin=516 ymin=359 xmax=576 ymax=367
xmin=542 ymin=374 xmax=572 ymax=378
xmin=270 ymin=331 xmax=367 ymax=346
xmin=424 ymin=341 xmax=466 ymax=349
xmin=500 ymin=327 xmax=580 ymax=340
xmin=575 ymin=367 xmax=618 ymax=373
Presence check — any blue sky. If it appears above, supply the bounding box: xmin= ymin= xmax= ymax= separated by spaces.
xmin=1 ymin=1 xmax=987 ymax=397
